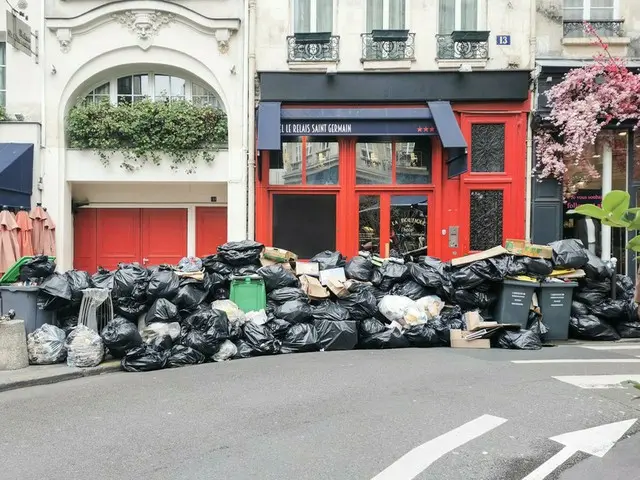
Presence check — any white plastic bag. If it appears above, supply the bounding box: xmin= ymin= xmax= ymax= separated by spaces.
xmin=141 ymin=322 xmax=181 ymax=344
xmin=66 ymin=325 xmax=104 ymax=368
xmin=416 ymin=295 xmax=445 ymax=320
xmin=245 ymin=309 xmax=268 ymax=326
xmin=27 ymin=324 xmax=67 ymax=365
xmin=212 ymin=300 xmax=246 ymax=325
xmin=212 ymin=339 xmax=238 ymax=362
xmin=379 ymin=295 xmax=428 ymax=327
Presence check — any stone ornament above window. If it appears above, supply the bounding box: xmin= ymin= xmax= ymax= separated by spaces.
xmin=112 ymin=10 xmax=175 ymax=51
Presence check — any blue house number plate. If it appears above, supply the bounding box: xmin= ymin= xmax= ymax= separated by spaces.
xmin=496 ymin=35 xmax=511 ymax=45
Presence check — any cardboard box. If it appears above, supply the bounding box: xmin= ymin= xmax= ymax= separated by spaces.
xmin=263 ymin=247 xmax=298 ymax=263
xmin=450 ymin=246 xmax=508 ymax=267
xmin=295 ymin=261 xmax=320 ymax=277
xmin=504 ymin=239 xmax=553 ymax=259
xmin=450 ymin=329 xmax=491 ymax=349
xmin=319 ymin=267 xmax=346 ymax=286
xmin=463 ymin=311 xmax=499 ymax=332
xmin=300 ymin=274 xmax=329 ymax=300
xmin=260 ymin=256 xmax=292 ymax=270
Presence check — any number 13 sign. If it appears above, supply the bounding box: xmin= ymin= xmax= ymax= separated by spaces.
xmin=496 ymin=35 xmax=511 ymax=45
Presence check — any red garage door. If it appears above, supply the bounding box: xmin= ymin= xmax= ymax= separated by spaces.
xmin=74 ymin=208 xmax=187 ymax=273
xmin=196 ymin=207 xmax=227 ymax=258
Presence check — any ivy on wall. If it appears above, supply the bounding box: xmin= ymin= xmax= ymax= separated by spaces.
xmin=66 ymin=100 xmax=228 ymax=173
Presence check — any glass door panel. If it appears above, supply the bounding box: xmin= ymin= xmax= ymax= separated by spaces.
xmin=390 ymin=195 xmax=428 ymax=259
xmin=359 ymin=195 xmax=381 ymax=255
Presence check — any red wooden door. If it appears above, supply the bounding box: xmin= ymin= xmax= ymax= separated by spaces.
xmin=73 ymin=209 xmax=97 ymax=273
xmin=141 ymin=209 xmax=187 ymax=267
xmin=96 ymin=209 xmax=141 ymax=271
xmin=196 ymin=207 xmax=227 ymax=257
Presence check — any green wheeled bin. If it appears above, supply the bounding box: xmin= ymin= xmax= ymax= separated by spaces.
xmin=229 ymin=275 xmax=267 ymax=313
xmin=537 ymin=281 xmax=578 ymax=341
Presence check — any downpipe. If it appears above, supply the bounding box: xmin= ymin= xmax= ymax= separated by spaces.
xmin=245 ymin=0 xmax=257 ymax=240
xmin=242 ymin=0 xmax=250 ymax=239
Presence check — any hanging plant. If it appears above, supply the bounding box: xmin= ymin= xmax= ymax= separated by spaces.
xmin=66 ymin=99 xmax=228 ymax=173
xmin=535 ymin=22 xmax=640 ymax=195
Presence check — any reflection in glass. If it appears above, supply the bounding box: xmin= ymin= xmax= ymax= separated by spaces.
xmin=359 ymin=195 xmax=380 ymax=255
xmin=356 ymin=141 xmax=392 ymax=184
xmin=396 ymin=139 xmax=432 ymax=184
xmin=269 ymin=142 xmax=303 ymax=185
xmin=390 ymin=195 xmax=427 ymax=258
xmin=306 ymin=141 xmax=339 ymax=185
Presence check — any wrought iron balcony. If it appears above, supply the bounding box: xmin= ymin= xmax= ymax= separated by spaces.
xmin=436 ymin=31 xmax=490 ymax=60
xmin=287 ymin=32 xmax=340 ymax=62
xmin=361 ymin=30 xmax=415 ymax=61
xmin=563 ymin=20 xmax=625 ymax=38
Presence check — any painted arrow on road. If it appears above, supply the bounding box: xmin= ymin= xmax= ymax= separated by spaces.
xmin=522 ymin=418 xmax=637 ymax=480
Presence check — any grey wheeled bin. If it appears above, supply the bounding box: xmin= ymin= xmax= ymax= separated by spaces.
xmin=493 ymin=279 xmax=540 ymax=328
xmin=537 ymin=281 xmax=578 ymax=341
xmin=0 ymin=286 xmax=56 ymax=336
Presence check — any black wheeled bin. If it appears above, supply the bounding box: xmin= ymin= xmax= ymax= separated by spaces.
xmin=493 ymin=279 xmax=540 ymax=328
xmin=0 ymin=286 xmax=56 ymax=335
xmin=537 ymin=281 xmax=578 ymax=341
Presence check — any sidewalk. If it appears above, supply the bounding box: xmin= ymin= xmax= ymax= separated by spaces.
xmin=0 ymin=360 xmax=122 ymax=393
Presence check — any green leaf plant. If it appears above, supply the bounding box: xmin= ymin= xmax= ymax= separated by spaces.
xmin=66 ymin=100 xmax=228 ymax=173
xmin=568 ymin=190 xmax=640 ymax=252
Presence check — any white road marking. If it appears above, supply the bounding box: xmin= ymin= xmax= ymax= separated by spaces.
xmin=370 ymin=414 xmax=507 ymax=480
xmin=521 ymin=419 xmax=637 ymax=480
xmin=579 ymin=345 xmax=640 ymax=350
xmin=512 ymin=359 xmax=640 ymax=364
xmin=553 ymin=374 xmax=640 ymax=389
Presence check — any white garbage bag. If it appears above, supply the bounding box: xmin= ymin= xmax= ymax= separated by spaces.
xmin=245 ymin=309 xmax=268 ymax=326
xmin=379 ymin=295 xmax=428 ymax=327
xmin=212 ymin=299 xmax=246 ymax=325
xmin=416 ymin=295 xmax=445 ymax=320
xmin=66 ymin=325 xmax=104 ymax=368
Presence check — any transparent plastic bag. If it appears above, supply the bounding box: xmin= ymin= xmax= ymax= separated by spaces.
xmin=416 ymin=295 xmax=445 ymax=320
xmin=379 ymin=295 xmax=428 ymax=327
xmin=27 ymin=324 xmax=67 ymax=365
xmin=212 ymin=339 xmax=238 ymax=361
xmin=211 ymin=299 xmax=246 ymax=325
xmin=66 ymin=325 xmax=104 ymax=368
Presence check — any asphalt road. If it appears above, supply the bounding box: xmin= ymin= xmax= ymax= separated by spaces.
xmin=1 ymin=344 xmax=640 ymax=480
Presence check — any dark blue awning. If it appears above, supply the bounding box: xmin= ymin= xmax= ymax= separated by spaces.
xmin=257 ymin=102 xmax=281 ymax=150
xmin=0 ymin=143 xmax=34 ymax=209
xmin=427 ymin=101 xmax=467 ymax=149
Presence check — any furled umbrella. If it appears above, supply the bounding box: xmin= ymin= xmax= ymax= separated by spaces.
xmin=0 ymin=207 xmax=20 ymax=275
xmin=29 ymin=203 xmax=47 ymax=255
xmin=42 ymin=207 xmax=56 ymax=257
xmin=15 ymin=207 xmax=34 ymax=257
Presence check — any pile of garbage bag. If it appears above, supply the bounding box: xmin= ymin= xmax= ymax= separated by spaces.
xmin=24 ymin=237 xmax=640 ymax=371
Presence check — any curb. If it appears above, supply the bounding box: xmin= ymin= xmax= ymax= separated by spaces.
xmin=0 ymin=363 xmax=121 ymax=393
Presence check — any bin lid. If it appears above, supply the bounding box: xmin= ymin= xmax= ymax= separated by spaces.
xmin=0 ymin=285 xmax=40 ymax=292
xmin=503 ymin=279 xmax=540 ymax=287
xmin=540 ymin=281 xmax=578 ymax=288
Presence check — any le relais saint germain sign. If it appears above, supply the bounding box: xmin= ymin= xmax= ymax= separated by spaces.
xmin=280 ymin=120 xmax=438 ymax=136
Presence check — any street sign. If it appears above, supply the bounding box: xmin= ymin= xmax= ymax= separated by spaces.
xmin=521 ymin=419 xmax=637 ymax=480
xmin=496 ymin=35 xmax=511 ymax=46
xmin=6 ymin=10 xmax=32 ymax=57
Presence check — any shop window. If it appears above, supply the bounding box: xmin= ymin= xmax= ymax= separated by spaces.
xmin=470 ymin=190 xmax=503 ymax=251
xmin=356 ymin=138 xmax=431 ymax=185
xmin=471 ymin=124 xmax=505 ymax=173
xmin=359 ymin=195 xmax=381 ymax=254
xmin=270 ymin=138 xmax=339 ymax=185
xmin=390 ymin=195 xmax=428 ymax=257
xmin=272 ymin=194 xmax=336 ymax=258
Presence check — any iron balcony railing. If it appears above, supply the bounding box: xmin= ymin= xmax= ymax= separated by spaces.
xmin=563 ymin=19 xmax=625 ymax=37
xmin=361 ymin=30 xmax=415 ymax=61
xmin=436 ymin=31 xmax=490 ymax=60
xmin=287 ymin=32 xmax=340 ymax=62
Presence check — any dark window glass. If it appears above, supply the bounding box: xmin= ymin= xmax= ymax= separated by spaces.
xmin=390 ymin=195 xmax=427 ymax=257
xmin=273 ymin=194 xmax=336 ymax=258
xmin=306 ymin=141 xmax=339 ymax=185
xmin=470 ymin=190 xmax=503 ymax=251
xmin=359 ymin=195 xmax=380 ymax=255
xmin=396 ymin=138 xmax=432 ymax=184
xmin=356 ymin=140 xmax=392 ymax=184
xmin=117 ymin=76 xmax=132 ymax=95
xmin=270 ymin=141 xmax=303 ymax=185
xmin=471 ymin=124 xmax=505 ymax=172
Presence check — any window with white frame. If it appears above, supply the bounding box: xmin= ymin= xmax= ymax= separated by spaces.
xmin=294 ymin=0 xmax=333 ymax=33
xmin=366 ymin=0 xmax=406 ymax=30
xmin=82 ymin=73 xmax=222 ymax=108
xmin=438 ymin=0 xmax=482 ymax=34
xmin=0 ymin=43 xmax=6 ymax=107
xmin=563 ymin=0 xmax=615 ymax=21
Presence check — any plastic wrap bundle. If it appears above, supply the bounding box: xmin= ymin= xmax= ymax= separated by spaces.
xmin=65 ymin=325 xmax=105 ymax=368
xmin=27 ymin=324 xmax=67 ymax=365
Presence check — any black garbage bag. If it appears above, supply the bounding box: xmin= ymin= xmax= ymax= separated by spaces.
xmin=173 ymin=283 xmax=208 ymax=311
xmin=280 ymin=323 xmax=319 ymax=353
xmin=450 ymin=266 xmax=484 ymax=290
xmin=571 ymin=301 xmax=590 ymax=317
xmin=390 ymin=280 xmax=431 ymax=300
xmin=359 ymin=326 xmax=409 ymax=349
xmin=113 ymin=297 xmax=147 ymax=321
xmin=65 ymin=270 xmax=93 ymax=307
xmin=505 ymin=257 xmax=528 ymax=277
xmin=121 ymin=345 xmax=168 ymax=372
xmin=214 ymin=288 xmax=230 ymax=300
xmin=167 ymin=345 xmax=206 ymax=367
xmin=469 ymin=259 xmax=504 ymax=283
xmin=312 ymin=301 xmax=350 ymax=322
xmin=257 ymin=264 xmax=299 ymax=292
xmin=347 ymin=281 xmax=386 ymax=302
xmin=488 ymin=255 xmax=524 ymax=279
xmin=493 ymin=329 xmax=542 ymax=350
xmin=217 ymin=240 xmax=264 ymax=266
xmin=616 ymin=274 xmax=635 ymax=301
xmin=583 ymin=251 xmax=613 ymax=280
xmin=242 ymin=321 xmax=281 ymax=355
xmin=180 ymin=321 xmax=228 ymax=356
xmin=145 ymin=298 xmax=179 ymax=325
xmin=268 ymin=287 xmax=307 ymax=303
xmin=523 ymin=257 xmax=554 ymax=277
xmin=616 ymin=319 xmax=640 ymax=338
xmin=590 ymin=299 xmax=629 ymax=323
xmin=147 ymin=267 xmax=180 ymax=300
xmin=359 ymin=318 xmax=386 ymax=337
xmin=569 ymin=315 xmax=620 ymax=341
xmin=574 ymin=288 xmax=610 ymax=307
xmin=91 ymin=268 xmax=114 ymax=290
xmin=549 ymin=239 xmax=589 ymax=269
xmin=113 ymin=263 xmax=149 ymax=300
xmin=452 ymin=289 xmax=496 ymax=311
xmin=184 ymin=307 xmax=230 ymax=332
xmin=371 ymin=262 xmax=409 ymax=291
xmin=202 ymin=254 xmax=233 ymax=276
xmin=265 ymin=318 xmax=291 ymax=338
xmin=409 ymin=257 xmax=450 ymax=291
xmin=233 ymin=265 xmax=261 ymax=276
xmin=344 ymin=256 xmax=374 ymax=282
xmin=56 ymin=314 xmax=79 ymax=335
xmin=274 ymin=299 xmax=313 ymax=324
xmin=100 ymin=316 xmax=143 ymax=358
xmin=338 ymin=289 xmax=378 ymax=321
xmin=431 ymin=306 xmax=465 ymax=346
xmin=404 ymin=323 xmax=445 ymax=347
xmin=37 ymin=273 xmax=73 ymax=311
xmin=19 ymin=255 xmax=56 ymax=281
xmin=526 ymin=309 xmax=549 ymax=340
xmin=309 ymin=250 xmax=346 ymax=271
xmin=314 ymin=319 xmax=357 ymax=351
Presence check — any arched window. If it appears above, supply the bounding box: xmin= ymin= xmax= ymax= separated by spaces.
xmin=83 ymin=72 xmax=222 ymax=108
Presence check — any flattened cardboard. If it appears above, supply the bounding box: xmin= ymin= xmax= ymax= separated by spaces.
xmin=300 ymin=274 xmax=329 ymax=300
xmin=504 ymin=239 xmax=553 ymax=259
xmin=263 ymin=247 xmax=298 ymax=263
xmin=450 ymin=329 xmax=491 ymax=349
xmin=295 ymin=261 xmax=320 ymax=277
xmin=319 ymin=267 xmax=346 ymax=286
xmin=450 ymin=246 xmax=508 ymax=267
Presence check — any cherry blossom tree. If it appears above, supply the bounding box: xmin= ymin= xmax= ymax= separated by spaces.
xmin=535 ymin=22 xmax=640 ymax=195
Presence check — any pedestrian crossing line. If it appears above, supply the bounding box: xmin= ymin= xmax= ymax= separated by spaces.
xmin=512 ymin=359 xmax=640 ymax=364
xmin=578 ymin=345 xmax=640 ymax=351
xmin=553 ymin=375 xmax=640 ymax=389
